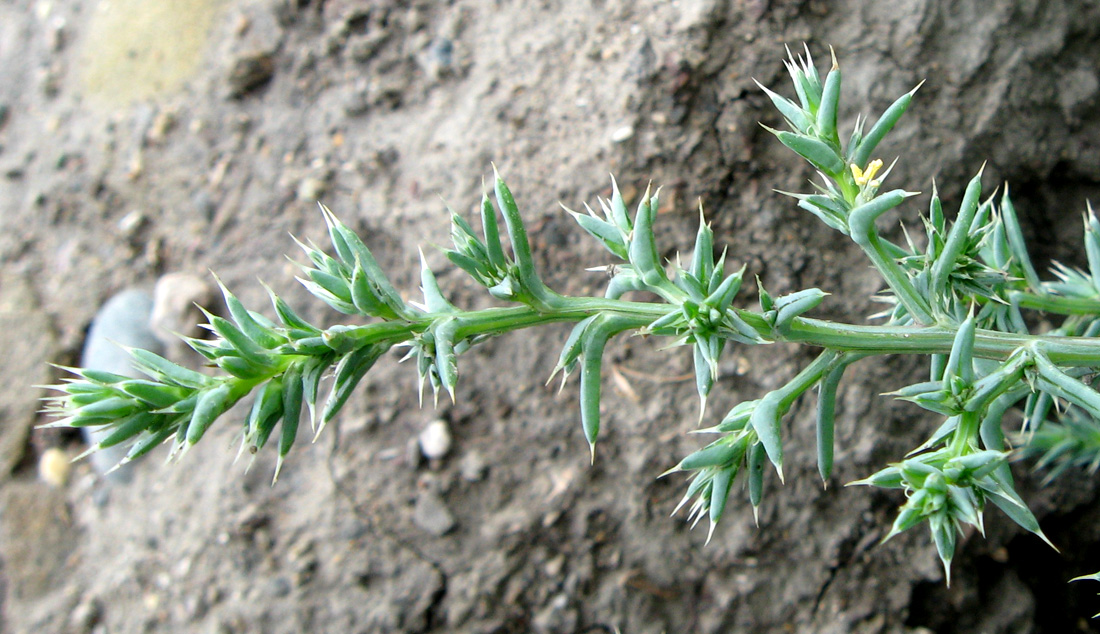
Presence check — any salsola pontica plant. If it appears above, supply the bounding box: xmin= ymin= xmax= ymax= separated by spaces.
xmin=44 ymin=47 xmax=1100 ymax=584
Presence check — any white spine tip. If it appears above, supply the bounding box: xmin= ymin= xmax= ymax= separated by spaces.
xmin=272 ymin=457 xmax=284 ymax=486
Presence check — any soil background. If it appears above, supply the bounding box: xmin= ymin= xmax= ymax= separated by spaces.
xmin=3 ymin=0 xmax=1100 ymax=632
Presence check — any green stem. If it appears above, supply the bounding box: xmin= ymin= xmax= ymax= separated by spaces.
xmin=837 ymin=172 xmax=858 ymax=205
xmin=856 ymin=232 xmax=935 ymax=324
xmin=317 ymin=296 xmax=1100 ymax=372
xmin=1012 ymin=291 xmax=1100 ymax=317
xmin=774 ymin=348 xmax=841 ymax=407
xmin=949 ymin=410 xmax=981 ymax=456
xmin=846 ymin=190 xmax=935 ymax=325
xmin=783 ymin=318 xmax=1100 ymax=364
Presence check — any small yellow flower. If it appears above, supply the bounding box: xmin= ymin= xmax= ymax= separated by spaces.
xmin=851 ymin=159 xmax=884 ymax=186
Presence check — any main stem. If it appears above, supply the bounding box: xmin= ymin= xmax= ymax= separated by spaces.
xmin=319 ymin=296 xmax=1100 ymax=368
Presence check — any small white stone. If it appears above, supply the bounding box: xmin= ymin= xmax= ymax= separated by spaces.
xmin=38 ymin=447 xmax=71 ymax=487
xmin=418 ymin=419 xmax=452 ymax=460
xmin=610 ymin=125 xmax=635 ymax=143
xmin=296 ymin=176 xmax=327 ymax=201
xmin=118 ymin=209 xmax=145 ymax=234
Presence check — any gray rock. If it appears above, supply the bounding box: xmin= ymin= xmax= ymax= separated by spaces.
xmin=264 ymin=576 xmax=292 ymax=598
xmin=191 ymin=190 xmax=217 ymax=220
xmin=459 ymin=449 xmax=487 ymax=482
xmin=429 ymin=38 xmax=454 ymax=68
xmin=227 ymin=51 xmax=275 ymax=98
xmin=81 ymin=289 xmax=165 ymax=481
xmin=412 ymin=488 xmax=456 ymax=536
xmin=342 ymin=85 xmax=372 ymax=117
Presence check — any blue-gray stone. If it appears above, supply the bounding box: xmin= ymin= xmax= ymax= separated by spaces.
xmin=81 ymin=289 xmax=164 ymax=482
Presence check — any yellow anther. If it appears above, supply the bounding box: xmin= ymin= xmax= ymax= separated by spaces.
xmin=865 ymin=159 xmax=883 ymax=181
xmin=850 ymin=163 xmax=866 ymax=185
xmin=851 ymin=159 xmax=883 ymax=186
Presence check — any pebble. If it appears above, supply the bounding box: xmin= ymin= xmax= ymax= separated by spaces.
xmin=531 ymin=593 xmax=577 ymax=634
xmin=418 ymin=419 xmax=452 ymax=460
xmin=413 ymin=488 xmax=456 ymax=536
xmin=543 ymin=554 xmax=565 ymax=577
xmin=296 ymin=176 xmax=327 ymax=201
xmin=117 ymin=209 xmax=146 ymax=235
xmin=265 ymin=576 xmax=292 ymax=598
xmin=342 ymin=84 xmax=372 ymax=117
xmin=347 ymin=32 xmax=388 ymax=63
xmin=191 ymin=190 xmax=217 ymax=220
xmin=38 ymin=447 xmax=71 ymax=487
xmin=458 ymin=450 xmax=487 ymax=482
xmin=68 ymin=596 xmax=103 ymax=632
xmin=81 ymin=289 xmax=166 ymax=481
xmin=227 ymin=51 xmax=275 ymax=98
xmin=610 ymin=125 xmax=634 ymax=143
xmin=146 ymin=109 xmax=177 ymax=144
xmin=150 ymin=272 xmax=215 ymax=353
xmin=719 ymin=355 xmax=751 ymax=378
xmin=424 ymin=37 xmax=454 ymax=79
xmin=430 ymin=38 xmax=454 ymax=67
xmin=626 ymin=37 xmax=656 ymax=81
